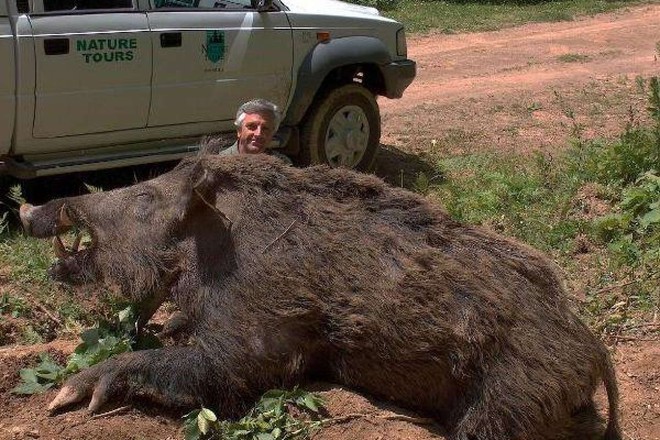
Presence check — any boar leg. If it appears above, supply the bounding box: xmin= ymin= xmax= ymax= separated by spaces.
xmin=47 ymin=346 xmax=249 ymax=414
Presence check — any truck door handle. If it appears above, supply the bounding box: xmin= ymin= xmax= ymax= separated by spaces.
xmin=44 ymin=38 xmax=70 ymax=55
xmin=160 ymin=32 xmax=182 ymax=48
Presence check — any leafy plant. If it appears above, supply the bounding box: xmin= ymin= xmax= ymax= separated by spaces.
xmin=0 ymin=211 xmax=8 ymax=235
xmin=0 ymin=293 xmax=29 ymax=318
xmin=621 ymin=172 xmax=660 ymax=230
xmin=183 ymin=388 xmax=325 ymax=440
xmin=11 ymin=306 xmax=158 ymax=395
xmin=12 ymin=353 xmax=64 ymax=394
xmin=578 ymin=76 xmax=660 ymax=186
xmin=83 ymin=182 xmax=104 ymax=194
xmin=8 ymin=184 xmax=26 ymax=205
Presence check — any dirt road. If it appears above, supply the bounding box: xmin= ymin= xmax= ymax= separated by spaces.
xmin=380 ymin=4 xmax=660 ymax=158
xmin=2 ymin=6 xmax=660 ymax=440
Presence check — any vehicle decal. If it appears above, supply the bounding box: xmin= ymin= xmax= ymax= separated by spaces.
xmin=76 ymin=38 xmax=137 ymax=64
xmin=202 ymin=30 xmax=225 ymax=64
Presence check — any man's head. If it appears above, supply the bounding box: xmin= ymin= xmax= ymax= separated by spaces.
xmin=234 ymin=99 xmax=281 ymax=154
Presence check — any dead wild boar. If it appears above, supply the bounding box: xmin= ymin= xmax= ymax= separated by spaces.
xmin=19 ymin=154 xmax=621 ymax=440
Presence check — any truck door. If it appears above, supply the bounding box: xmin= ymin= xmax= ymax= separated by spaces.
xmin=146 ymin=0 xmax=292 ymax=127
xmin=29 ymin=0 xmax=152 ymax=139
xmin=0 ymin=0 xmax=15 ymax=154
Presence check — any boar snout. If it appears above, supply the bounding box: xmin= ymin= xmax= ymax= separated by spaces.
xmin=19 ymin=202 xmax=75 ymax=238
xmin=19 ymin=203 xmax=35 ymax=236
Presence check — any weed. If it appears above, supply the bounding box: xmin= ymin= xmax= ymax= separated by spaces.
xmin=12 ymin=306 xmax=159 ymax=394
xmin=557 ymin=53 xmax=590 ymax=63
xmin=83 ymin=182 xmax=104 ymax=194
xmin=0 ymin=293 xmax=29 ymax=318
xmin=183 ymin=388 xmax=325 ymax=440
xmin=0 ymin=211 xmax=8 ymax=235
xmin=527 ymin=102 xmax=543 ymax=112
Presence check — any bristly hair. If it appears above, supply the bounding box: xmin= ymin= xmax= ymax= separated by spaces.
xmin=198 ymin=134 xmax=235 ymax=156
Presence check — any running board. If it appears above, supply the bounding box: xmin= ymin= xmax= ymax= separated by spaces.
xmin=2 ymin=144 xmax=201 ymax=179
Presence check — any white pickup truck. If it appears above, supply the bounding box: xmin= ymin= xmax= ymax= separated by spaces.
xmin=0 ymin=0 xmax=415 ymax=178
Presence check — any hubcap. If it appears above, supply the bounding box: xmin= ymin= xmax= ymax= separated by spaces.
xmin=324 ymin=105 xmax=370 ymax=168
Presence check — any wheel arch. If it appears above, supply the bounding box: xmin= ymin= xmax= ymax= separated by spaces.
xmin=283 ymin=36 xmax=389 ymax=127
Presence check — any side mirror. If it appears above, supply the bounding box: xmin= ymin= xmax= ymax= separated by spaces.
xmin=251 ymin=0 xmax=273 ymax=11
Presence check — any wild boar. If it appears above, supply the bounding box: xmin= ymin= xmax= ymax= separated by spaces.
xmin=19 ymin=153 xmax=620 ymax=440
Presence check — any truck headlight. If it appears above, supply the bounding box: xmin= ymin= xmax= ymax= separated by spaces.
xmin=396 ymin=28 xmax=407 ymax=57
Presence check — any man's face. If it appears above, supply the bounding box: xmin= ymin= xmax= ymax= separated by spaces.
xmin=237 ymin=112 xmax=276 ymax=154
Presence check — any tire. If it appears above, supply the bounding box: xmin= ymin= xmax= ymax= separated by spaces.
xmin=299 ymin=84 xmax=380 ymax=171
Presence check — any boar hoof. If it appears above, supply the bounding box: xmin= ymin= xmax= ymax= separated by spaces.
xmin=48 ymin=385 xmax=86 ymax=413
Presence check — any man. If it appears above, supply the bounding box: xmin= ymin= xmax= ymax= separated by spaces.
xmin=219 ymin=99 xmax=291 ymax=163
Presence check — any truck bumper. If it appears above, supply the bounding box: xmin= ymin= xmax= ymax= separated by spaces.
xmin=381 ymin=59 xmax=416 ymax=99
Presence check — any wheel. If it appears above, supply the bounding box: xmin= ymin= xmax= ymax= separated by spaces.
xmin=300 ymin=84 xmax=380 ymax=171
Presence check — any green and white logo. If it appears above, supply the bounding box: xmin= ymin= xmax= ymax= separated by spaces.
xmin=203 ymin=31 xmax=225 ymax=64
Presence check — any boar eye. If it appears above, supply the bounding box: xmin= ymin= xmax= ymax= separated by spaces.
xmin=134 ymin=191 xmax=156 ymax=221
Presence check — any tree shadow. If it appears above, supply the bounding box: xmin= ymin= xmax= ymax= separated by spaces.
xmin=373 ymin=143 xmax=441 ymax=190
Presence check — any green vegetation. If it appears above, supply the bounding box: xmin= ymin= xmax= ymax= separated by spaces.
xmin=349 ymin=0 xmax=653 ymax=34
xmin=11 ymin=306 xmax=149 ymax=395
xmin=557 ymin=53 xmax=591 ymax=63
xmin=183 ymin=388 xmax=325 ymax=440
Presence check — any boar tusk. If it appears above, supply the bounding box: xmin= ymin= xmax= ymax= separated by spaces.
xmin=71 ymin=233 xmax=82 ymax=252
xmin=58 ymin=204 xmax=74 ymax=228
xmin=53 ymin=236 xmax=71 ymax=259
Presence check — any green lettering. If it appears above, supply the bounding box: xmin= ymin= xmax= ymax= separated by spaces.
xmin=87 ymin=39 xmax=98 ymax=51
xmin=82 ymin=53 xmax=92 ymax=63
xmin=115 ymin=51 xmax=125 ymax=62
xmin=125 ymin=50 xmax=134 ymax=61
xmin=108 ymin=39 xmax=118 ymax=50
xmin=76 ymin=40 xmax=87 ymax=51
xmin=92 ymin=52 xmax=102 ymax=63
xmin=129 ymin=39 xmax=137 ymax=49
xmin=97 ymin=39 xmax=106 ymax=50
xmin=118 ymin=39 xmax=128 ymax=49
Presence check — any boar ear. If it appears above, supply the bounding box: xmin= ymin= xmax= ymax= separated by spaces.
xmin=176 ymin=162 xmax=232 ymax=228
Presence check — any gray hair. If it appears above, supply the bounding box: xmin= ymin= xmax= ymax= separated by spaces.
xmin=234 ymin=99 xmax=282 ymax=131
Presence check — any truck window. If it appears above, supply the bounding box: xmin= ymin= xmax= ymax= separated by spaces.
xmin=152 ymin=0 xmax=253 ymax=10
xmin=43 ymin=0 xmax=133 ymax=12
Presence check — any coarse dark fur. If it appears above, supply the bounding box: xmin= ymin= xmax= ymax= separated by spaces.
xmin=21 ymin=153 xmax=621 ymax=440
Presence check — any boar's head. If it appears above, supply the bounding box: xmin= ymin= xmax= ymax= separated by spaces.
xmin=19 ymin=158 xmax=227 ymax=304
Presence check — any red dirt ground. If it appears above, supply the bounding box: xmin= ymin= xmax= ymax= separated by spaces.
xmin=2 ymin=5 xmax=660 ymax=439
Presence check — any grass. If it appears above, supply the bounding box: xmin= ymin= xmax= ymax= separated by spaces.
xmin=381 ymin=0 xmax=655 ymax=34
xmin=557 ymin=53 xmax=591 ymax=63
